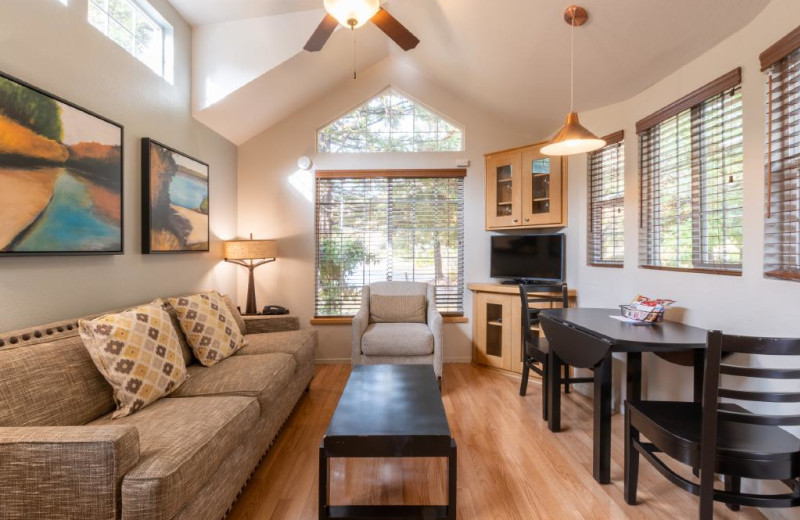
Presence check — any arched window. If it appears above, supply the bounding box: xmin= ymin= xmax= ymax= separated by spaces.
xmin=317 ymin=88 xmax=464 ymax=153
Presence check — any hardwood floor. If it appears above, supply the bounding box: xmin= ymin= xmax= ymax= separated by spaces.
xmin=227 ymin=364 xmax=767 ymax=520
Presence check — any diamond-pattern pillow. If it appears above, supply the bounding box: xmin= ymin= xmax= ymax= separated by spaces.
xmin=79 ymin=302 xmax=188 ymax=418
xmin=168 ymin=291 xmax=244 ymax=367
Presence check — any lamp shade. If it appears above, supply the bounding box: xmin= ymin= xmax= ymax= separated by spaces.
xmin=323 ymin=0 xmax=380 ymax=28
xmin=224 ymin=239 xmax=277 ymax=260
xmin=541 ymin=112 xmax=606 ymax=156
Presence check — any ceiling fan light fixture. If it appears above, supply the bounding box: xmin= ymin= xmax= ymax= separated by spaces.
xmin=323 ymin=0 xmax=380 ymax=29
xmin=541 ymin=5 xmax=605 ymax=157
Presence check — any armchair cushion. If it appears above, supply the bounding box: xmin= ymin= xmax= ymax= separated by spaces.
xmin=361 ymin=323 xmax=434 ymax=356
xmin=369 ymin=294 xmax=426 ymax=324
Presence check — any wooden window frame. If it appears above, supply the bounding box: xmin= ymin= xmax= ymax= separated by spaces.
xmin=762 ymin=26 xmax=800 ymax=281
xmin=637 ymin=69 xmax=744 ymax=275
xmin=587 ymin=131 xmax=625 ymax=268
xmin=314 ymin=169 xmax=467 ymax=318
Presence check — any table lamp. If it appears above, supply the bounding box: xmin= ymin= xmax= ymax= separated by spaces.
xmin=224 ymin=235 xmax=277 ymax=315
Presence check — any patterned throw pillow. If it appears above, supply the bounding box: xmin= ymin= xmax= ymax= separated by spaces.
xmin=79 ymin=302 xmax=187 ymax=419
xmin=168 ymin=291 xmax=244 ymax=367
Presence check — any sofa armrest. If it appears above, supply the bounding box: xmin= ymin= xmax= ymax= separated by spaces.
xmin=352 ymin=288 xmax=370 ymax=365
xmin=426 ymin=285 xmax=444 ymax=379
xmin=0 ymin=425 xmax=140 ymax=520
xmin=243 ymin=315 xmax=299 ymax=334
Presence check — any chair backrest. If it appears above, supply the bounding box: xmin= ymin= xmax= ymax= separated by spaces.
xmin=698 ymin=331 xmax=800 ymax=507
xmin=539 ymin=313 xmax=612 ymax=368
xmin=369 ymin=281 xmax=429 ymax=298
xmin=702 ymin=331 xmax=800 ymax=429
xmin=519 ymin=283 xmax=569 ymax=347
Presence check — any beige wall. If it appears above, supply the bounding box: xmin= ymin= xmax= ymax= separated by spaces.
xmin=567 ymin=2 xmax=800 ymax=516
xmin=0 ymin=0 xmax=238 ymax=332
xmin=237 ymin=58 xmax=534 ymax=362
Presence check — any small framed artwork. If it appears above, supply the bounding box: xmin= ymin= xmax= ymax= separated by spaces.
xmin=0 ymin=71 xmax=124 ymax=256
xmin=142 ymin=138 xmax=209 ymax=253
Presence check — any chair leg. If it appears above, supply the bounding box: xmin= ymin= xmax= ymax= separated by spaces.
xmin=520 ymin=361 xmax=530 ymax=397
xmin=724 ymin=476 xmax=741 ymax=511
xmin=542 ymin=357 xmax=549 ymax=422
xmin=624 ymin=410 xmax=639 ymax=505
xmin=563 ymin=364 xmax=570 ymax=394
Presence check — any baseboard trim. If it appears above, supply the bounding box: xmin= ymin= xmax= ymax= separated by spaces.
xmin=315 ymin=357 xmax=473 ymax=365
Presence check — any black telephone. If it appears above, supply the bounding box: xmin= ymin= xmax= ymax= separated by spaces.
xmin=262 ymin=305 xmax=289 ymax=315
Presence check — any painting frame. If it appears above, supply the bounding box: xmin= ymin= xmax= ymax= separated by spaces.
xmin=0 ymin=70 xmax=124 ymax=257
xmin=141 ymin=138 xmax=210 ymax=254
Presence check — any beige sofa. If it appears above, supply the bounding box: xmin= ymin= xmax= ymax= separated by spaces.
xmin=0 ymin=303 xmax=316 ymax=520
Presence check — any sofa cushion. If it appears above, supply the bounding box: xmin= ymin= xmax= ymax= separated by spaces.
xmin=0 ymin=336 xmax=115 ymax=427
xmin=79 ymin=303 xmax=188 ymax=419
xmin=168 ymin=291 xmax=244 ymax=367
xmin=169 ymin=353 xmax=297 ymax=413
xmin=236 ymin=330 xmax=316 ymax=369
xmin=369 ymin=294 xmax=426 ymax=324
xmin=361 ymin=323 xmax=434 ymax=356
xmin=90 ymin=395 xmax=259 ymax=520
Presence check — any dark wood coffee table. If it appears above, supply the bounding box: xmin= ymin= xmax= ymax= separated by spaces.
xmin=319 ymin=364 xmax=457 ymax=520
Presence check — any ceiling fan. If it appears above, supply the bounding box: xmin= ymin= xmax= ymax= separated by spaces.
xmin=304 ymin=0 xmax=420 ymax=52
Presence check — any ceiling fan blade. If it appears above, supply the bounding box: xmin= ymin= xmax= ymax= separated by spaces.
xmin=304 ymin=14 xmax=339 ymax=52
xmin=371 ymin=8 xmax=420 ymax=51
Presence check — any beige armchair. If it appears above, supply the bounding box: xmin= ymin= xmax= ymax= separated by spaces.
xmin=352 ymin=281 xmax=443 ymax=379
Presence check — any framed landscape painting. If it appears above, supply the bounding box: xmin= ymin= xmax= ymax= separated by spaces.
xmin=142 ymin=139 xmax=209 ymax=253
xmin=0 ymin=71 xmax=123 ymax=256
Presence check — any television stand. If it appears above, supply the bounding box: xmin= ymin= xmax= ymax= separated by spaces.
xmin=467 ymin=283 xmax=576 ymax=375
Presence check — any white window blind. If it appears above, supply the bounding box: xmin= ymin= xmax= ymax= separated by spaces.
xmin=315 ymin=171 xmax=465 ymax=316
xmin=637 ymin=69 xmax=743 ymax=275
xmin=587 ymin=131 xmax=625 ymax=266
xmin=762 ymin=28 xmax=800 ymax=281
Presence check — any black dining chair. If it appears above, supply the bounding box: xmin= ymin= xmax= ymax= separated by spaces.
xmin=624 ymin=330 xmax=800 ymax=519
xmin=519 ymin=283 xmax=594 ymax=421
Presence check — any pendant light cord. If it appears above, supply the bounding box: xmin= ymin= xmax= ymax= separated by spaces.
xmin=570 ymin=13 xmax=575 ymax=113
xmin=352 ymin=27 xmax=357 ymax=80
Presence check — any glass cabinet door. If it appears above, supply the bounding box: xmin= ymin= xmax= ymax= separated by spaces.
xmin=522 ymin=145 xmax=563 ymax=226
xmin=486 ymin=151 xmax=521 ymax=228
xmin=495 ymin=165 xmax=514 ymax=217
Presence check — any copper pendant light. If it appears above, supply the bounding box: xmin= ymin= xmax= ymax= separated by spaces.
xmin=541 ymin=6 xmax=606 ymax=156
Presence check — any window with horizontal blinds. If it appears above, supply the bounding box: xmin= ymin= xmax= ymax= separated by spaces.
xmin=637 ymin=69 xmax=744 ymax=275
xmin=763 ymin=29 xmax=800 ymax=281
xmin=315 ymin=172 xmax=465 ymax=316
xmin=587 ymin=131 xmax=625 ymax=267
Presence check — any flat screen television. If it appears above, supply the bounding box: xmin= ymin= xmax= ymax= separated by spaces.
xmin=490 ymin=234 xmax=565 ymax=282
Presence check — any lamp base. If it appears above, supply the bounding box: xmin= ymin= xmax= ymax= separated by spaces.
xmin=245 ymin=265 xmax=258 ymax=315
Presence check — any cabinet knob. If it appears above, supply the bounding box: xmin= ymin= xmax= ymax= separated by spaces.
xmin=524 ymin=218 xmax=530 ymax=223
xmin=512 ymin=218 xmax=519 ymax=223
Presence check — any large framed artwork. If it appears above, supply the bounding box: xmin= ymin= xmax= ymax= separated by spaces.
xmin=0 ymin=71 xmax=124 ymax=256
xmin=142 ymin=139 xmax=209 ymax=253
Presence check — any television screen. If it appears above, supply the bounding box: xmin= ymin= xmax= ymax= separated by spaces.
xmin=490 ymin=234 xmax=564 ymax=282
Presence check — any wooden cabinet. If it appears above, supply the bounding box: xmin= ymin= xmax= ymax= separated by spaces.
xmin=485 ymin=141 xmax=567 ymax=230
xmin=469 ymin=283 xmax=575 ymax=374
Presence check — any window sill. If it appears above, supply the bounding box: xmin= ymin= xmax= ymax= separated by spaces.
xmin=639 ymin=265 xmax=742 ymax=276
xmin=310 ymin=316 xmax=468 ymax=326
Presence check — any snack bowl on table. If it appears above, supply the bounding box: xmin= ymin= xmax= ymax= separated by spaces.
xmin=619 ymin=305 xmax=665 ymax=323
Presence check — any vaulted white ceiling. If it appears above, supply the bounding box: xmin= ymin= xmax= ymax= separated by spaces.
xmin=168 ymin=0 xmax=771 ymax=145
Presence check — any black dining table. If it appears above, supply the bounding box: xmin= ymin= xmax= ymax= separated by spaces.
xmin=539 ymin=308 xmax=709 ymax=484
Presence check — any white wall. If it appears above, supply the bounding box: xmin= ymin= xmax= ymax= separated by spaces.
xmin=237 ymin=58 xmax=535 ymax=362
xmin=567 ymin=3 xmax=800 ymax=516
xmin=0 ymin=0 xmax=239 ymax=332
